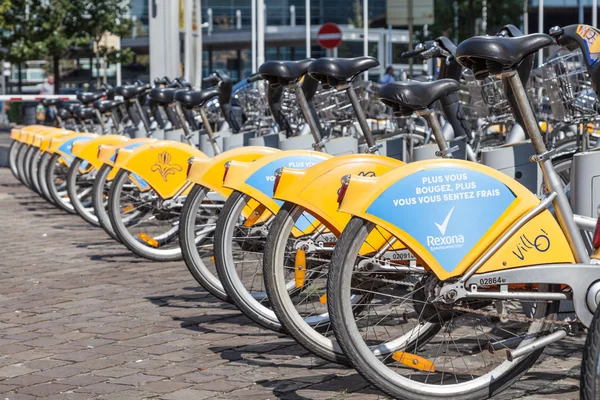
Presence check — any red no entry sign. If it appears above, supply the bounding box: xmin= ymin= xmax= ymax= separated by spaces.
xmin=317 ymin=23 xmax=342 ymax=49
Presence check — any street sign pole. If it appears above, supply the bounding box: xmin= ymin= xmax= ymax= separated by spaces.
xmin=408 ymin=0 xmax=414 ymax=78
xmin=538 ymin=0 xmax=544 ymax=67
xmin=195 ymin=0 xmax=203 ymax=87
xmin=257 ymin=0 xmax=265 ymax=67
xmin=184 ymin=0 xmax=194 ymax=82
xmin=252 ymin=0 xmax=257 ymax=72
xmin=363 ymin=0 xmax=368 ymax=80
xmin=306 ymin=0 xmax=311 ymax=58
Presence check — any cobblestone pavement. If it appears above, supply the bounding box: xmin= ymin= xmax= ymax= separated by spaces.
xmin=0 ymin=168 xmax=585 ymax=399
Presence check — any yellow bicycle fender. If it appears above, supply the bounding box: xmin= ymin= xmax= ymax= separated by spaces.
xmin=52 ymin=133 xmax=98 ymax=167
xmin=337 ymin=159 xmax=574 ymax=281
xmin=274 ymin=154 xmax=404 ymax=237
xmin=10 ymin=128 xmax=21 ymax=141
xmin=72 ymin=135 xmax=129 ymax=170
xmin=187 ymin=146 xmax=280 ymax=197
xmin=116 ymin=141 xmax=207 ymax=199
xmin=97 ymin=138 xmax=152 ymax=166
xmin=39 ymin=131 xmax=74 ymax=153
xmin=222 ymin=150 xmax=332 ymax=215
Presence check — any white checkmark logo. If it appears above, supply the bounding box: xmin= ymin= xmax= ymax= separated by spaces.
xmin=434 ymin=206 xmax=455 ymax=235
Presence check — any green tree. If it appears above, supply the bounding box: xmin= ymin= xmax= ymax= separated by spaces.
xmin=38 ymin=0 xmax=91 ymax=92
xmin=65 ymin=0 xmax=133 ymax=87
xmin=427 ymin=0 xmax=525 ymax=43
xmin=0 ymin=0 xmax=48 ymax=91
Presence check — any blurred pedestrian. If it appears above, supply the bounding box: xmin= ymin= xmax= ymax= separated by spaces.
xmin=379 ymin=66 xmax=395 ymax=84
xmin=40 ymin=75 xmax=55 ymax=95
xmin=39 ymin=75 xmax=55 ymax=124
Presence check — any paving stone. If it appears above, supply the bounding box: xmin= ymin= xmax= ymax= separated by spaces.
xmin=73 ymin=382 xmax=131 ymax=395
xmin=0 ymin=169 xmax=584 ymax=400
xmin=110 ymin=373 xmax=165 ymax=386
xmin=0 ymin=365 xmax=38 ymax=378
xmin=17 ymin=382 xmax=76 ymax=396
xmin=162 ymin=388 xmax=216 ymax=400
xmin=139 ymin=380 xmax=193 ymax=393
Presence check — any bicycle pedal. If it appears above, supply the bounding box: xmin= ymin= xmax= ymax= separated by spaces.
xmin=392 ymin=352 xmax=435 ymax=372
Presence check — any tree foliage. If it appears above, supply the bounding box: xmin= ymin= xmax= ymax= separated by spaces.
xmin=426 ymin=0 xmax=526 ymax=43
xmin=0 ymin=0 xmax=133 ymax=88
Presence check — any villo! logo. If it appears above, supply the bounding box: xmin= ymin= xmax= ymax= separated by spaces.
xmin=426 ymin=207 xmax=465 ymax=249
xmin=151 ymin=151 xmax=183 ymax=182
xmin=512 ymin=228 xmax=550 ymax=260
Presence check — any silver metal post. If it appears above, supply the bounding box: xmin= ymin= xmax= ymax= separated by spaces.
xmin=199 ymin=108 xmax=221 ymax=154
xmin=252 ymin=0 xmax=257 ymax=72
xmin=290 ymin=5 xmax=296 ymax=26
xmin=184 ymin=0 xmax=194 ymax=82
xmin=94 ymin=109 xmax=106 ymax=134
xmin=236 ymin=9 xmax=242 ymax=29
xmin=173 ymin=104 xmax=193 ymax=140
xmin=110 ymin=110 xmax=121 ymax=134
xmin=363 ymin=0 xmax=369 ymax=81
xmin=523 ymin=0 xmax=528 ymax=34
xmin=207 ymin=8 xmax=213 ymax=35
xmin=134 ymin=97 xmax=152 ymax=136
xmin=345 ymin=85 xmax=376 ymax=149
xmin=505 ymin=71 xmax=589 ymax=264
xmin=257 ymin=0 xmax=265 ymax=67
xmin=538 ymin=0 xmax=544 ymax=66
xmin=51 ymin=105 xmax=64 ymax=129
xmin=305 ymin=0 xmax=311 ymax=57
xmin=195 ymin=0 xmax=203 ymax=87
xmin=420 ymin=110 xmax=451 ymax=158
xmin=294 ymin=83 xmax=322 ymax=146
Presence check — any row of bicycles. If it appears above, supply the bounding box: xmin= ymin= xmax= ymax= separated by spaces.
xmin=7 ymin=22 xmax=600 ymax=399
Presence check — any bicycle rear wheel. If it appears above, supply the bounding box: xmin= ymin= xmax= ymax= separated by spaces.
xmin=263 ymin=202 xmax=352 ymax=364
xmin=108 ymin=169 xmax=183 ymax=261
xmin=581 ymin=304 xmax=600 ymax=400
xmin=213 ymin=191 xmax=285 ymax=333
xmin=92 ymin=164 xmax=120 ymax=241
xmin=67 ymin=157 xmax=100 ymax=227
xmin=46 ymin=153 xmax=76 ymax=214
xmin=327 ymin=217 xmax=559 ymax=400
xmin=179 ymin=184 xmax=226 ymax=301
xmin=8 ymin=141 xmax=20 ymax=179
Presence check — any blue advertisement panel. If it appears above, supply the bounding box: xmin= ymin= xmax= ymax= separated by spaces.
xmin=366 ymin=168 xmax=516 ymax=272
xmin=245 ymin=154 xmax=328 ymax=230
xmin=58 ymin=136 xmax=93 ymax=167
xmin=111 ymin=142 xmax=149 ymax=189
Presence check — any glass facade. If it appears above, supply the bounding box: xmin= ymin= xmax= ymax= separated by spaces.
xmin=203 ymin=0 xmax=386 ymax=31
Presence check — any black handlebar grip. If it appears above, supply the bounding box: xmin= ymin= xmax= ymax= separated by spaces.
xmin=247 ymin=74 xmax=263 ymax=83
xmin=203 ymin=75 xmax=220 ymax=85
xmin=400 ymin=47 xmax=426 ymax=59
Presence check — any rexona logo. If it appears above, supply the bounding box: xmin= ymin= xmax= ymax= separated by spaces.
xmin=426 ymin=207 xmax=465 ymax=250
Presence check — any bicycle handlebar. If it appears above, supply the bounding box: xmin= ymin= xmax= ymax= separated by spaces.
xmin=203 ymin=74 xmax=220 ymax=86
xmin=400 ymin=47 xmax=426 ymax=59
xmin=247 ymin=74 xmax=264 ymax=83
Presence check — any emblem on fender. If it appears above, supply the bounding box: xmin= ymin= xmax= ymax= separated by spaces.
xmin=151 ymin=152 xmax=183 ymax=182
